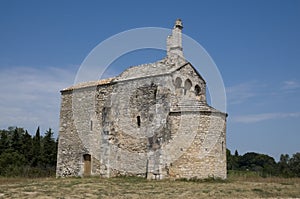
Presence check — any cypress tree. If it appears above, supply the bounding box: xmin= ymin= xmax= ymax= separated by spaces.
xmin=42 ymin=128 xmax=57 ymax=168
xmin=31 ymin=126 xmax=42 ymax=167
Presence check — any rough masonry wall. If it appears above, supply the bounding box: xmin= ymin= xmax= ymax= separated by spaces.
xmin=56 ymin=91 xmax=84 ymax=177
xmin=166 ymin=112 xmax=227 ymax=179
xmin=57 ymin=84 xmax=113 ymax=177
xmin=97 ymin=75 xmax=174 ymax=177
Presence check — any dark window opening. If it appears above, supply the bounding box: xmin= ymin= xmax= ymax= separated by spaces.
xmin=222 ymin=141 xmax=224 ymax=152
xmin=137 ymin=116 xmax=141 ymax=127
xmin=90 ymin=120 xmax=93 ymax=131
xmin=83 ymin=154 xmax=91 ymax=161
xmin=195 ymin=85 xmax=201 ymax=96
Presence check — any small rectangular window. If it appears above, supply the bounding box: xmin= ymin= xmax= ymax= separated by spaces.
xmin=137 ymin=116 xmax=141 ymax=127
xmin=90 ymin=120 xmax=93 ymax=131
xmin=222 ymin=141 xmax=224 ymax=152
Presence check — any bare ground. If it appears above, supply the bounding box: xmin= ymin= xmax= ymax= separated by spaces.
xmin=0 ymin=176 xmax=299 ymax=199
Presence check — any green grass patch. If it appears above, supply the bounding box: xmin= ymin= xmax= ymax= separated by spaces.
xmin=176 ymin=176 xmax=228 ymax=183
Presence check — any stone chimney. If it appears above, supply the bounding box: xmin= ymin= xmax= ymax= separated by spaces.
xmin=167 ymin=19 xmax=184 ymax=60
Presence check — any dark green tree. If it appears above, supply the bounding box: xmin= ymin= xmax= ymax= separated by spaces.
xmin=234 ymin=150 xmax=239 ymax=157
xmin=0 ymin=126 xmax=60 ymax=177
xmin=11 ymin=127 xmax=24 ymax=153
xmin=278 ymin=154 xmax=291 ymax=177
xmin=239 ymin=152 xmax=278 ymax=176
xmin=227 ymin=149 xmax=239 ymax=170
xmin=0 ymin=130 xmax=10 ymax=155
xmin=0 ymin=151 xmax=26 ymax=176
xmin=21 ymin=130 xmax=33 ymax=164
xmin=31 ymin=126 xmax=42 ymax=167
xmin=41 ymin=128 xmax=57 ymax=168
xmin=289 ymin=153 xmax=300 ymax=177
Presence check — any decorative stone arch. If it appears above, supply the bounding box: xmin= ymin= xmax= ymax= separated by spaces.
xmin=184 ymin=79 xmax=192 ymax=95
xmin=194 ymin=84 xmax=201 ymax=96
xmin=174 ymin=77 xmax=182 ymax=88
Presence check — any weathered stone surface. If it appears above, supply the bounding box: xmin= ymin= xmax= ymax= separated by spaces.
xmin=56 ymin=19 xmax=227 ymax=179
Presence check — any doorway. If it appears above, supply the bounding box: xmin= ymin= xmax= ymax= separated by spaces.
xmin=83 ymin=154 xmax=91 ymax=176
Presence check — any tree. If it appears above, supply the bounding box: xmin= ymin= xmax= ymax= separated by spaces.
xmin=278 ymin=154 xmax=292 ymax=177
xmin=0 ymin=130 xmax=9 ymax=155
xmin=289 ymin=153 xmax=300 ymax=177
xmin=238 ymin=152 xmax=278 ymax=176
xmin=31 ymin=126 xmax=42 ymax=167
xmin=227 ymin=149 xmax=239 ymax=170
xmin=0 ymin=126 xmax=59 ymax=177
xmin=0 ymin=151 xmax=26 ymax=176
xmin=41 ymin=128 xmax=57 ymax=168
xmin=22 ymin=130 xmax=33 ymax=164
xmin=234 ymin=150 xmax=239 ymax=157
xmin=11 ymin=127 xmax=24 ymax=153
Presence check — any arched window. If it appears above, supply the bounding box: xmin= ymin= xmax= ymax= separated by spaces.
xmin=195 ymin=85 xmax=201 ymax=96
xmin=184 ymin=79 xmax=192 ymax=95
xmin=175 ymin=77 xmax=182 ymax=88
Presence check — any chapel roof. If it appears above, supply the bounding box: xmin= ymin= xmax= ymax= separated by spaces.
xmin=114 ymin=57 xmax=187 ymax=81
xmin=61 ymin=78 xmax=114 ymax=92
xmin=61 ymin=58 xmax=189 ymax=92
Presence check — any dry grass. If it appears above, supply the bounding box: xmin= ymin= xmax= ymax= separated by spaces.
xmin=0 ymin=176 xmax=299 ymax=199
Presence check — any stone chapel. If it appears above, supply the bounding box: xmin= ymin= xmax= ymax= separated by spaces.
xmin=56 ymin=19 xmax=227 ymax=179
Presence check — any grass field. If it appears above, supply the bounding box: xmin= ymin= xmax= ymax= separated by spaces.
xmin=0 ymin=175 xmax=299 ymax=199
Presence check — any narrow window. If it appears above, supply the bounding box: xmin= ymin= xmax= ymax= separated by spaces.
xmin=175 ymin=77 xmax=182 ymax=88
xmin=90 ymin=120 xmax=93 ymax=131
xmin=222 ymin=141 xmax=224 ymax=152
xmin=184 ymin=79 xmax=192 ymax=95
xmin=137 ymin=116 xmax=141 ymax=127
xmin=195 ymin=85 xmax=201 ymax=96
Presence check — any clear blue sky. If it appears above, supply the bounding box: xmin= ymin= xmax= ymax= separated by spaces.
xmin=0 ymin=0 xmax=299 ymax=160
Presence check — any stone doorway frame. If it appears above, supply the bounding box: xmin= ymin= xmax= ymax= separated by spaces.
xmin=83 ymin=154 xmax=92 ymax=176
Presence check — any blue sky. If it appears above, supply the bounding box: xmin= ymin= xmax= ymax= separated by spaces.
xmin=0 ymin=0 xmax=299 ymax=160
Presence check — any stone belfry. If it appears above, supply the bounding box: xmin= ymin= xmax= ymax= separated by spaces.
xmin=167 ymin=19 xmax=184 ymax=60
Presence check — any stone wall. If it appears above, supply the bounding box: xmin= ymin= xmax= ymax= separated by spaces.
xmin=57 ymin=64 xmax=227 ymax=179
xmin=57 ymin=84 xmax=112 ymax=177
xmin=98 ymin=75 xmax=174 ymax=177
xmin=163 ymin=112 xmax=227 ymax=179
xmin=56 ymin=90 xmax=84 ymax=177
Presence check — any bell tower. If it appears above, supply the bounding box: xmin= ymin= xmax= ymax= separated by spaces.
xmin=167 ymin=19 xmax=184 ymax=59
